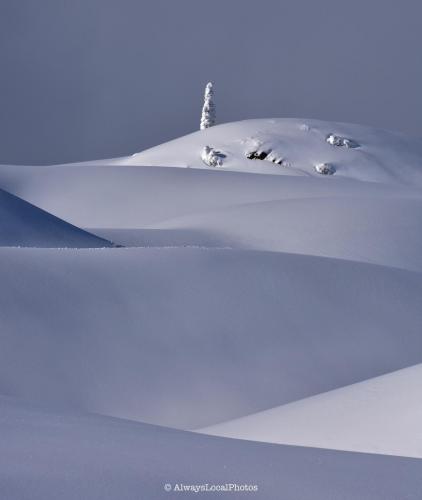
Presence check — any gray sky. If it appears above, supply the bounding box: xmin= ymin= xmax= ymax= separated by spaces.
xmin=0 ymin=0 xmax=421 ymax=165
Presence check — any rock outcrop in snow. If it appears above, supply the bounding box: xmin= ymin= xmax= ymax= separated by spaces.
xmin=246 ymin=148 xmax=285 ymax=165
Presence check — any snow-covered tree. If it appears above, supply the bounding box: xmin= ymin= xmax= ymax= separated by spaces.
xmin=201 ymin=146 xmax=223 ymax=167
xmin=326 ymin=134 xmax=359 ymax=148
xmin=200 ymin=82 xmax=216 ymax=130
xmin=315 ymin=162 xmax=335 ymax=175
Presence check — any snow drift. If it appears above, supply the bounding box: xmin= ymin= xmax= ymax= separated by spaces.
xmin=1 ymin=247 xmax=421 ymax=430
xmin=0 ymin=187 xmax=112 ymax=248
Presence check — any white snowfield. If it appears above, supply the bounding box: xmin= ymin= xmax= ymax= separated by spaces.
xmin=0 ymin=118 xmax=422 ymax=498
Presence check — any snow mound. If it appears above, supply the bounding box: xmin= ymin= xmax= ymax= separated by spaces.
xmin=326 ymin=133 xmax=359 ymax=148
xmin=199 ymin=364 xmax=422 ymax=458
xmin=0 ymin=187 xmax=112 ymax=248
xmin=108 ymin=118 xmax=422 ymax=187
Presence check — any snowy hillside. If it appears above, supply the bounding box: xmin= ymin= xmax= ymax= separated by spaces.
xmin=114 ymin=118 xmax=422 ymax=186
xmin=0 ymin=118 xmax=422 ymax=498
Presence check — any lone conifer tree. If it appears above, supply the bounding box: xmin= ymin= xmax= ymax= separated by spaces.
xmin=200 ymin=82 xmax=216 ymax=130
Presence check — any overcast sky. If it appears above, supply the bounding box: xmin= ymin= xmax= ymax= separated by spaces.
xmin=0 ymin=0 xmax=421 ymax=165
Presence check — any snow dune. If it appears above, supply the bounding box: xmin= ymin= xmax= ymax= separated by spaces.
xmin=0 ymin=187 xmax=112 ymax=248
xmin=3 ymin=163 xmax=415 ymax=229
xmin=200 ymin=364 xmax=422 ymax=459
xmin=1 ymin=167 xmax=422 ymax=272
xmin=141 ymin=194 xmax=422 ymax=272
xmin=0 ymin=247 xmax=421 ymax=430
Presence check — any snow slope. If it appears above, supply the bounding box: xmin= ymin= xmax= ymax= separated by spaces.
xmin=115 ymin=118 xmax=422 ymax=186
xmin=0 ymin=167 xmax=422 ymax=271
xmin=200 ymin=364 xmax=422 ymax=458
xmin=0 ymin=119 xmax=421 ymax=269
xmin=136 ymin=194 xmax=422 ymax=272
xmin=1 ymin=246 xmax=422 ymax=430
xmin=2 ymin=396 xmax=421 ymax=500
xmin=0 ymin=187 xmax=112 ymax=248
